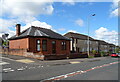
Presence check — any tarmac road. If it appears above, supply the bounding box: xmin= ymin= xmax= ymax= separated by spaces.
xmin=0 ymin=54 xmax=119 ymax=82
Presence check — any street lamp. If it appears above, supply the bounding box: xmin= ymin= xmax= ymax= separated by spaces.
xmin=87 ymin=14 xmax=96 ymax=57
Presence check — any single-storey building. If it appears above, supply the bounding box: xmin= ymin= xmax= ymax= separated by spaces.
xmin=8 ymin=24 xmax=70 ymax=59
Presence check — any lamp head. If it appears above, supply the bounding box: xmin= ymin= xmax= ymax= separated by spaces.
xmin=92 ymin=14 xmax=96 ymax=16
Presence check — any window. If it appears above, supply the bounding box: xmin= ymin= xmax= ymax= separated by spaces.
xmin=37 ymin=40 xmax=40 ymax=51
xmin=52 ymin=41 xmax=56 ymax=53
xmin=82 ymin=48 xmax=84 ymax=52
xmin=90 ymin=41 xmax=92 ymax=44
xmin=84 ymin=40 xmax=86 ymax=44
xmin=72 ymin=38 xmax=74 ymax=43
xmin=76 ymin=39 xmax=78 ymax=44
xmin=42 ymin=40 xmax=47 ymax=51
xmin=62 ymin=41 xmax=66 ymax=50
xmin=96 ymin=41 xmax=98 ymax=44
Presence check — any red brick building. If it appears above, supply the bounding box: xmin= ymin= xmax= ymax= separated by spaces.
xmin=8 ymin=24 xmax=70 ymax=59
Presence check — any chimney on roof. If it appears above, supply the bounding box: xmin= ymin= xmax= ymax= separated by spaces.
xmin=16 ymin=24 xmax=21 ymax=36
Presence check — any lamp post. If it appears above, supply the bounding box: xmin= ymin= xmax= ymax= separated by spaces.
xmin=114 ymin=38 xmax=118 ymax=53
xmin=87 ymin=14 xmax=96 ymax=57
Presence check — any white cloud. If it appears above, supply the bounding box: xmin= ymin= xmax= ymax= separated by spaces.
xmin=0 ymin=28 xmax=15 ymax=38
xmin=95 ymin=27 xmax=118 ymax=45
xmin=57 ymin=28 xmax=66 ymax=31
xmin=0 ymin=18 xmax=52 ymax=37
xmin=1 ymin=0 xmax=54 ymax=17
xmin=111 ymin=0 xmax=120 ymax=8
xmin=0 ymin=19 xmax=17 ymax=28
xmin=75 ymin=19 xmax=84 ymax=27
xmin=0 ymin=19 xmax=17 ymax=37
xmin=110 ymin=0 xmax=120 ymax=17
xmin=110 ymin=8 xmax=120 ymax=17
xmin=67 ymin=30 xmax=77 ymax=33
xmin=62 ymin=0 xmax=75 ymax=5
xmin=0 ymin=0 xmax=54 ymax=37
xmin=21 ymin=20 xmax=52 ymax=31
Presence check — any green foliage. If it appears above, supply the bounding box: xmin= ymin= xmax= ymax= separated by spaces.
xmin=92 ymin=50 xmax=97 ymax=55
xmin=100 ymin=51 xmax=105 ymax=56
xmin=88 ymin=55 xmax=94 ymax=58
xmin=2 ymin=40 xmax=9 ymax=47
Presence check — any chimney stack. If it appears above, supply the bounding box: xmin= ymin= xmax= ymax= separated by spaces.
xmin=16 ymin=24 xmax=21 ymax=36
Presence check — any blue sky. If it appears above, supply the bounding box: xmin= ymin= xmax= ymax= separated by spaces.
xmin=40 ymin=2 xmax=117 ymax=34
xmin=0 ymin=0 xmax=119 ymax=45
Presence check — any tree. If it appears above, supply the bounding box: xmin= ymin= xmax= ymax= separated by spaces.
xmin=100 ymin=51 xmax=105 ymax=56
xmin=2 ymin=40 xmax=9 ymax=48
xmin=2 ymin=33 xmax=9 ymax=48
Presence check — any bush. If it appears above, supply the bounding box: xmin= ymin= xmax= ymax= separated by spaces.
xmin=88 ymin=55 xmax=94 ymax=58
xmin=100 ymin=51 xmax=105 ymax=57
xmin=94 ymin=53 xmax=101 ymax=57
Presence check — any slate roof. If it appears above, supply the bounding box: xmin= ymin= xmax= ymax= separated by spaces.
xmin=97 ymin=40 xmax=109 ymax=45
xmin=9 ymin=26 xmax=70 ymax=40
xmin=64 ymin=32 xmax=94 ymax=40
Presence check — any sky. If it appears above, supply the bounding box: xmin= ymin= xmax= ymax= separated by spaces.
xmin=0 ymin=0 xmax=119 ymax=45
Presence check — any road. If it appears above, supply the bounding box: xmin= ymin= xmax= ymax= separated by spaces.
xmin=0 ymin=54 xmax=119 ymax=82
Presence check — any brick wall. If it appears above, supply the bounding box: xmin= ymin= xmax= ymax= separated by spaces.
xmin=9 ymin=38 xmax=29 ymax=49
xmin=28 ymin=37 xmax=70 ymax=55
xmin=9 ymin=37 xmax=70 ymax=56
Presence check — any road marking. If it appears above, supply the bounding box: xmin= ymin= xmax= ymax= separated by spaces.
xmin=70 ymin=61 xmax=80 ymax=64
xmin=4 ymin=69 xmax=14 ymax=73
xmin=29 ymin=67 xmax=35 ymax=69
xmin=3 ymin=68 xmax=11 ymax=71
xmin=3 ymin=68 xmax=14 ymax=73
xmin=0 ymin=57 xmax=16 ymax=61
xmin=17 ymin=68 xmax=24 ymax=71
xmin=42 ymin=61 xmax=119 ymax=81
xmin=0 ymin=61 xmax=9 ymax=65
xmin=17 ymin=67 xmax=26 ymax=71
xmin=16 ymin=59 xmax=34 ymax=63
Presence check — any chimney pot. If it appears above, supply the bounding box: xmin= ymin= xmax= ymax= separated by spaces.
xmin=16 ymin=24 xmax=21 ymax=36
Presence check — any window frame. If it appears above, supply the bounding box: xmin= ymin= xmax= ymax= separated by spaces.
xmin=42 ymin=40 xmax=47 ymax=51
xmin=36 ymin=39 xmax=41 ymax=52
xmin=61 ymin=41 xmax=66 ymax=50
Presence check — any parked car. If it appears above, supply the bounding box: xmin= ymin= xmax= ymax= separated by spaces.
xmin=116 ymin=53 xmax=120 ymax=57
xmin=110 ymin=53 xmax=119 ymax=57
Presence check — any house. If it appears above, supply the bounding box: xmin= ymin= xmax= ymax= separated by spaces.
xmin=108 ymin=43 xmax=115 ymax=53
xmin=8 ymin=24 xmax=70 ymax=59
xmin=64 ymin=32 xmax=99 ymax=53
xmin=97 ymin=40 xmax=109 ymax=53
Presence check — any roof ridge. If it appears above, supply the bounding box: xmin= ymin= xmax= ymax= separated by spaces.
xmin=31 ymin=26 xmax=50 ymax=30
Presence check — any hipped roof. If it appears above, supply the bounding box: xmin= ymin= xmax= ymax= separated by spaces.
xmin=9 ymin=26 xmax=70 ymax=40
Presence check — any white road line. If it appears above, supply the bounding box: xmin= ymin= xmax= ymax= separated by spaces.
xmin=17 ymin=68 xmax=24 ymax=71
xmin=17 ymin=67 xmax=26 ymax=71
xmin=0 ymin=57 xmax=16 ymax=62
xmin=42 ymin=61 xmax=119 ymax=81
xmin=3 ymin=68 xmax=11 ymax=71
xmin=0 ymin=62 xmax=9 ymax=65
xmin=4 ymin=69 xmax=14 ymax=73
xmin=28 ymin=67 xmax=36 ymax=69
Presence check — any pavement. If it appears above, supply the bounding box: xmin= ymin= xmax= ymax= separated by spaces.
xmin=1 ymin=54 xmax=110 ymax=66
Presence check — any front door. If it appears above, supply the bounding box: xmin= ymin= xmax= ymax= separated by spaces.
xmin=52 ymin=41 xmax=56 ymax=54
